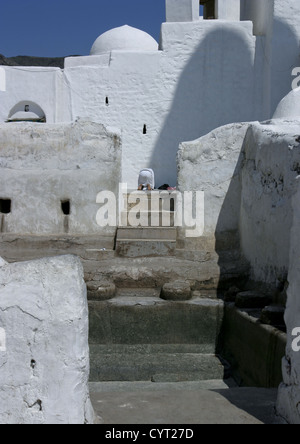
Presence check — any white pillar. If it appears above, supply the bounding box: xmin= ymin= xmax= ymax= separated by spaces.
xmin=215 ymin=0 xmax=240 ymax=21
xmin=166 ymin=0 xmax=199 ymax=22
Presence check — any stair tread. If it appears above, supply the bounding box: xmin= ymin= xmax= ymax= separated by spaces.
xmin=89 ymin=351 xmax=224 ymax=382
xmin=89 ymin=344 xmax=216 ymax=353
xmin=117 ymin=239 xmax=176 ymax=242
xmin=118 ymin=227 xmax=177 ymax=230
xmin=89 ymin=295 xmax=222 ymax=306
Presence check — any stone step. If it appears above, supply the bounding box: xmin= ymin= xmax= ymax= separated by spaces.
xmin=116 ymin=239 xmax=177 ymax=258
xmin=114 ymin=287 xmax=218 ymax=300
xmin=83 ymin=255 xmax=222 ymax=290
xmin=89 ymin=344 xmax=215 ymax=354
xmin=88 ymin=296 xmax=223 ymax=348
xmin=120 ymin=210 xmax=175 ymax=227
xmin=116 ymin=227 xmax=177 ymax=257
xmin=175 ymin=249 xmax=245 ymax=263
xmin=84 ymin=249 xmax=116 ymax=261
xmin=115 ymin=288 xmax=162 ymax=299
xmin=117 ymin=227 xmax=177 ymax=241
xmin=0 ymin=234 xmax=116 ymax=263
xmin=89 ymin=348 xmax=224 ymax=382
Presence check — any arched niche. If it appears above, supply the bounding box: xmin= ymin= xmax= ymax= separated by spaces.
xmin=7 ymin=101 xmax=46 ymax=123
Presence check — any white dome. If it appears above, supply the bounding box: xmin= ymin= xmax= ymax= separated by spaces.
xmin=90 ymin=25 xmax=158 ymax=55
xmin=273 ymin=87 xmax=300 ymax=119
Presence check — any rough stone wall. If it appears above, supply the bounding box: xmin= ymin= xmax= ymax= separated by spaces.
xmin=177 ymin=119 xmax=300 ymax=286
xmin=240 ymin=120 xmax=300 ymax=286
xmin=177 ymin=117 xmax=300 ymax=420
xmin=176 ymin=122 xmax=250 ymax=289
xmin=177 ymin=122 xmax=249 ymax=238
xmin=277 ymin=183 xmax=300 ymax=424
xmin=0 ymin=255 xmax=95 ymax=424
xmin=0 ymin=120 xmax=121 ymax=236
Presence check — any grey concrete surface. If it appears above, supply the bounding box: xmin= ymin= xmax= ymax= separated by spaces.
xmin=90 ymin=381 xmax=278 ymax=425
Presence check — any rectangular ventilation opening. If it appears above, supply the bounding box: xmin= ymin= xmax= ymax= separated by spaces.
xmin=0 ymin=199 xmax=11 ymax=214
xmin=61 ymin=200 xmax=71 ymax=216
xmin=200 ymin=0 xmax=216 ymax=19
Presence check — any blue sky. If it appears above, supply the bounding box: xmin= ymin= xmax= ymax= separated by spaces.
xmin=0 ymin=0 xmax=169 ymax=57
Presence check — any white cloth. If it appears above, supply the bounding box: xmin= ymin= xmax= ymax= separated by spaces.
xmin=138 ymin=168 xmax=155 ymax=190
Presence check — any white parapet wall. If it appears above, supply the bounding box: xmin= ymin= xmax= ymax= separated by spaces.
xmin=0 ymin=120 xmax=121 ymax=236
xmin=177 ymin=122 xmax=249 ymax=238
xmin=0 ymin=255 xmax=95 ymax=424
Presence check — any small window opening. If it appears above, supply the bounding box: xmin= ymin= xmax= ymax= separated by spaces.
xmin=200 ymin=0 xmax=216 ymax=19
xmin=24 ymin=105 xmax=30 ymax=112
xmin=0 ymin=199 xmax=11 ymax=214
xmin=143 ymin=124 xmax=147 ymax=135
xmin=61 ymin=200 xmax=70 ymax=216
xmin=105 ymin=97 xmax=109 ymax=106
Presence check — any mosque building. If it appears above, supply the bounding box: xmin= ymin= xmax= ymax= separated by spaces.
xmin=1 ymin=0 xmax=300 ymax=424
xmin=0 ymin=0 xmax=299 ymax=188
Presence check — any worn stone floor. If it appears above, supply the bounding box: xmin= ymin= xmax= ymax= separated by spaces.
xmin=89 ymin=381 xmax=279 ymax=425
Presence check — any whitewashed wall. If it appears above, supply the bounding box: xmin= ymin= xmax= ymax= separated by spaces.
xmin=0 ymin=255 xmax=95 ymax=424
xmin=215 ymin=0 xmax=240 ymax=20
xmin=277 ymin=182 xmax=300 ymax=424
xmin=0 ymin=121 xmax=121 ymax=235
xmin=0 ymin=67 xmax=71 ymax=124
xmin=166 ymin=0 xmax=199 ymax=22
xmin=240 ymin=120 xmax=300 ymax=285
xmin=277 ymin=183 xmax=300 ymax=424
xmin=177 ymin=122 xmax=249 ymax=237
xmin=0 ymin=2 xmax=299 ymax=188
xmin=241 ymin=0 xmax=274 ymax=35
xmin=65 ymin=20 xmax=260 ymax=188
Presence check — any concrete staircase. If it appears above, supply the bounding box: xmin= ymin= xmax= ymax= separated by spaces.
xmin=116 ymin=191 xmax=177 ymax=258
xmin=88 ymin=191 xmax=227 ymax=383
xmin=0 ymin=191 xmax=229 ymax=385
xmin=116 ymin=227 xmax=177 ymax=258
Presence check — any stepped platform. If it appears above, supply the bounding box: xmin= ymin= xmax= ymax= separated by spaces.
xmin=116 ymin=227 xmax=177 ymax=258
xmin=88 ymin=292 xmax=224 ymax=383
